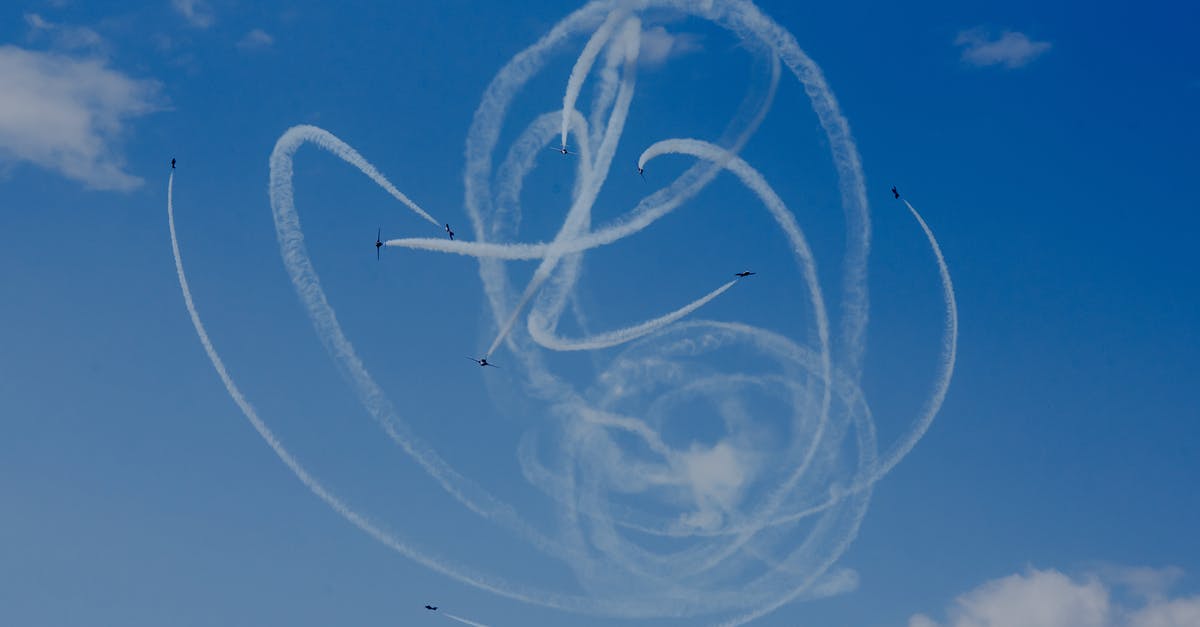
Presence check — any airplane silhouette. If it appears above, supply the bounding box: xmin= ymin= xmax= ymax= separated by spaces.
xmin=424 ymin=605 xmax=438 ymax=611
xmin=551 ymin=145 xmax=576 ymax=156
xmin=892 ymin=186 xmax=900 ymax=199
xmin=375 ymin=228 xmax=383 ymax=260
xmin=467 ymin=356 xmax=498 ymax=368
xmin=735 ymin=270 xmax=756 ymax=278
xmin=171 ymin=158 xmax=176 ymax=169
xmin=445 ymin=223 xmax=455 ymax=240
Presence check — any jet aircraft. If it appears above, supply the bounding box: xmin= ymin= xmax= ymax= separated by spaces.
xmin=735 ymin=271 xmax=756 ymax=278
xmin=424 ymin=605 xmax=438 ymax=611
xmin=375 ymin=228 xmax=383 ymax=260
xmin=551 ymin=145 xmax=576 ymax=156
xmin=171 ymin=158 xmax=176 ymax=169
xmin=892 ymin=186 xmax=900 ymax=199
xmin=467 ymin=357 xmax=498 ymax=368
xmin=445 ymin=223 xmax=455 ymax=240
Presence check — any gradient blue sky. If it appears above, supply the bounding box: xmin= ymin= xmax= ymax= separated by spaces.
xmin=2 ymin=1 xmax=1199 ymax=626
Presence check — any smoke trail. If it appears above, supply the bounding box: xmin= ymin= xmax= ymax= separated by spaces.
xmin=269 ymin=127 xmax=591 ymax=566
xmin=876 ymin=199 xmax=957 ymax=476
xmin=273 ymin=125 xmax=440 ymax=227
xmin=528 ymin=280 xmax=738 ymax=351
xmin=444 ymin=613 xmax=490 ymax=627
xmin=166 ymin=171 xmax=572 ymax=609
xmin=483 ymin=16 xmax=644 ymax=358
xmin=561 ymin=10 xmax=626 ymax=150
xmin=171 ymin=0 xmax=957 ymax=623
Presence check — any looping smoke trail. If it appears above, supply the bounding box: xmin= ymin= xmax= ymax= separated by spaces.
xmin=167 ymin=171 xmax=595 ymax=612
xmin=170 ymin=1 xmax=957 ymax=624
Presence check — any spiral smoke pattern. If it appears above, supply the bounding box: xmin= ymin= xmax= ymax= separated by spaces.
xmin=169 ymin=1 xmax=957 ymax=624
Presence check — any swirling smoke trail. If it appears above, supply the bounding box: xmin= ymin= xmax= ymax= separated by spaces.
xmin=169 ymin=1 xmax=958 ymax=624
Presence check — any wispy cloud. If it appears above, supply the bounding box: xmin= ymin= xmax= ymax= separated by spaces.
xmin=638 ymin=26 xmax=702 ymax=68
xmin=171 ymin=0 xmax=213 ymax=29
xmin=910 ymin=567 xmax=1200 ymax=627
xmin=24 ymin=12 xmax=107 ymax=55
xmin=236 ymin=28 xmax=274 ymax=51
xmin=0 ymin=46 xmax=161 ymax=190
xmin=956 ymin=29 xmax=1051 ymax=69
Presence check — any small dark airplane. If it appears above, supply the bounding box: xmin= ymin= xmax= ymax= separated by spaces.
xmin=735 ymin=271 xmax=756 ymax=278
xmin=891 ymin=186 xmax=900 ymax=199
xmin=171 ymin=158 xmax=176 ymax=169
xmin=445 ymin=223 xmax=455 ymax=240
xmin=375 ymin=228 xmax=383 ymax=260
xmin=550 ymin=145 xmax=576 ymax=156
xmin=467 ymin=356 xmax=498 ymax=368
xmin=424 ymin=605 xmax=438 ymax=611
xmin=636 ymin=165 xmax=645 ymax=180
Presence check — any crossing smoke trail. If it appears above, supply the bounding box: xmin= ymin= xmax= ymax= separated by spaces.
xmin=562 ymin=10 xmax=626 ymax=150
xmin=170 ymin=0 xmax=957 ymax=624
xmin=166 ymin=171 xmax=590 ymax=612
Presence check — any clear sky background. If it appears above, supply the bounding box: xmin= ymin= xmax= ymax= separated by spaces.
xmin=2 ymin=1 xmax=1198 ymax=626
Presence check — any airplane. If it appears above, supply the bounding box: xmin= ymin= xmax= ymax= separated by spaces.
xmin=467 ymin=356 xmax=498 ymax=368
xmin=375 ymin=228 xmax=383 ymax=260
xmin=424 ymin=605 xmax=438 ymax=612
xmin=171 ymin=158 xmax=176 ymax=169
xmin=445 ymin=223 xmax=455 ymax=240
xmin=892 ymin=186 xmax=900 ymax=199
xmin=550 ymin=145 xmax=576 ymax=156
xmin=636 ymin=165 xmax=645 ymax=180
xmin=735 ymin=271 xmax=756 ymax=278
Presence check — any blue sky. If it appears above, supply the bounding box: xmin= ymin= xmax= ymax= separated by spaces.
xmin=2 ymin=1 xmax=1198 ymax=626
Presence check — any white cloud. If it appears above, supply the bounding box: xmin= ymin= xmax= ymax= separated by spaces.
xmin=0 ymin=46 xmax=161 ymax=191
xmin=909 ymin=615 xmax=941 ymax=627
xmin=911 ymin=567 xmax=1200 ymax=627
xmin=24 ymin=12 xmax=107 ymax=55
xmin=669 ymin=439 xmax=760 ymax=532
xmin=639 ymin=26 xmax=702 ymax=68
xmin=171 ymin=0 xmax=214 ymax=29
xmin=237 ymin=28 xmax=274 ymax=50
xmin=956 ymin=29 xmax=1051 ymax=69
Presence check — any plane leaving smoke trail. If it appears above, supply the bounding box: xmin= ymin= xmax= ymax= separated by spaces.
xmin=877 ymin=199 xmax=958 ymax=476
xmin=273 ymin=125 xmax=440 ymax=227
xmin=169 ymin=172 xmax=486 ymax=592
xmin=528 ymin=279 xmax=738 ymax=351
xmin=561 ymin=10 xmax=625 ymax=149
xmin=168 ymin=170 xmax=641 ymax=616
xmin=710 ymin=201 xmax=956 ymax=627
xmin=171 ymin=0 xmax=957 ymax=623
xmin=486 ymin=16 xmax=643 ymax=359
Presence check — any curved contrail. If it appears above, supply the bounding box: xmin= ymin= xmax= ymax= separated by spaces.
xmin=561 ymin=10 xmax=626 ymax=149
xmin=166 ymin=171 xmax=583 ymax=610
xmin=879 ymin=199 xmax=958 ymax=476
xmin=169 ymin=0 xmax=957 ymax=624
xmin=529 ymin=279 xmax=738 ymax=351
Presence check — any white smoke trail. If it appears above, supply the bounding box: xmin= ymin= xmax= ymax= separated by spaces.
xmin=561 ymin=10 xmax=626 ymax=150
xmin=444 ymin=613 xmax=490 ymax=627
xmin=268 ymin=127 xmax=591 ymax=566
xmin=166 ymin=171 xmax=580 ymax=610
xmin=171 ymin=0 xmax=957 ymax=623
xmin=528 ymin=280 xmax=738 ymax=351
xmin=485 ymin=16 xmax=643 ymax=359
xmin=273 ymin=125 xmax=440 ymax=227
xmin=877 ymin=199 xmax=957 ymax=476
